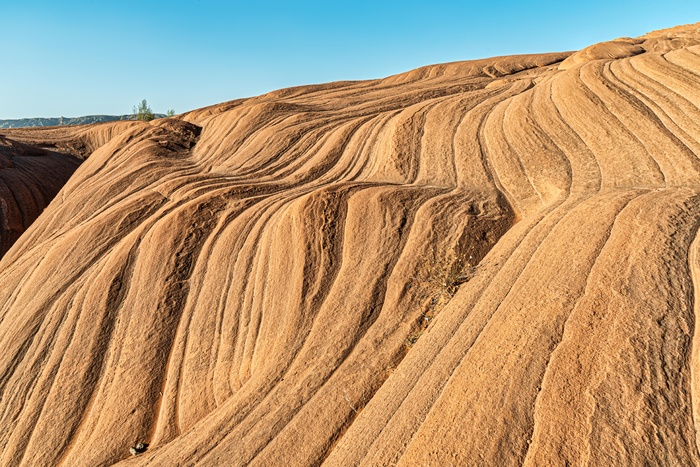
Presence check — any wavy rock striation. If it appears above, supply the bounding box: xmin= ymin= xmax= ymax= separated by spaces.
xmin=2 ymin=24 xmax=700 ymax=466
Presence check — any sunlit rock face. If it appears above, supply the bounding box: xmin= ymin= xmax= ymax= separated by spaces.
xmin=3 ymin=24 xmax=700 ymax=467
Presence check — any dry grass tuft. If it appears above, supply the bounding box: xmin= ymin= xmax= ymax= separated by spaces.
xmin=405 ymin=249 xmax=478 ymax=348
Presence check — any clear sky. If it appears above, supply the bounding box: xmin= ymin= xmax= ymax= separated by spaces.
xmin=0 ymin=0 xmax=698 ymax=119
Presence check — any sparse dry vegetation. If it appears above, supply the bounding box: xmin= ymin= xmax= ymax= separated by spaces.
xmin=405 ymin=249 xmax=478 ymax=348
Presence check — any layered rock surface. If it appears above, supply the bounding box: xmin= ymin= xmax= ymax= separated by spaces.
xmin=2 ymin=24 xmax=700 ymax=466
xmin=0 ymin=135 xmax=80 ymax=257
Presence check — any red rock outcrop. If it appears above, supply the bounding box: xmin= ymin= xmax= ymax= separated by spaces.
xmin=0 ymin=135 xmax=80 ymax=257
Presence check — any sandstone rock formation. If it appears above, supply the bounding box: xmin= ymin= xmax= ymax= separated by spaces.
xmin=0 ymin=135 xmax=80 ymax=257
xmin=2 ymin=24 xmax=700 ymax=466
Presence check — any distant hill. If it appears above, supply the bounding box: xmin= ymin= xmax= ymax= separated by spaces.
xmin=0 ymin=114 xmax=167 ymax=129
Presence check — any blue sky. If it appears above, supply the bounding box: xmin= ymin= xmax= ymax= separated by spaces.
xmin=0 ymin=0 xmax=698 ymax=119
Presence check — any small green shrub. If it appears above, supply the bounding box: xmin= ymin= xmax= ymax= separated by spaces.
xmin=133 ymin=99 xmax=155 ymax=121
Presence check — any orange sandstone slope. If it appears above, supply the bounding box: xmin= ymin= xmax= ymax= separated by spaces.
xmin=3 ymin=24 xmax=700 ymax=466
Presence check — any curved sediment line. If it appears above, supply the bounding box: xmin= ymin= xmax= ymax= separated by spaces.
xmin=689 ymin=220 xmax=700 ymax=458
xmin=246 ymin=188 xmax=432 ymax=466
xmin=487 ymin=88 xmax=548 ymax=213
xmin=522 ymin=189 xmax=700 ymax=466
xmin=393 ymin=197 xmax=590 ymax=464
xmin=598 ymin=58 xmax=700 ymax=185
xmin=326 ymin=189 xmax=583 ymax=465
xmin=577 ymin=62 xmax=665 ymax=187
xmin=522 ymin=189 xmax=643 ymax=464
xmin=56 ymin=238 xmax=145 ymax=466
xmin=545 ymin=70 xmax=603 ymax=194
xmin=395 ymin=188 xmax=652 ymax=466
xmin=500 ymin=85 xmax=572 ymax=207
xmin=475 ymin=81 xmax=536 ymax=219
xmin=610 ymin=57 xmax=700 ymax=163
xmin=321 ymin=190 xmax=518 ymax=466
xmin=594 ymin=61 xmax=670 ymax=182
